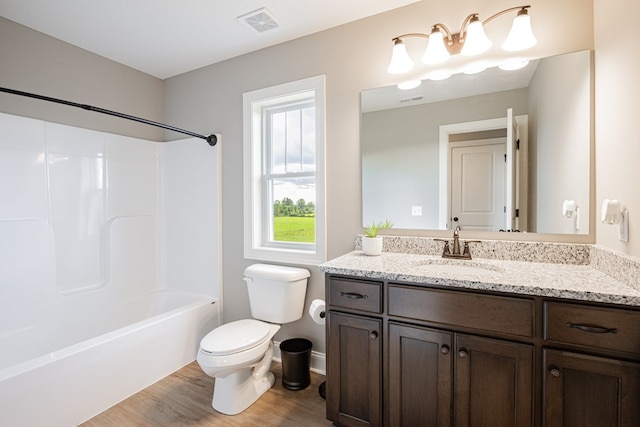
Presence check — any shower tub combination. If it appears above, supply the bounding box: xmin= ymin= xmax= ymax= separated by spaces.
xmin=0 ymin=113 xmax=221 ymax=426
xmin=0 ymin=290 xmax=218 ymax=426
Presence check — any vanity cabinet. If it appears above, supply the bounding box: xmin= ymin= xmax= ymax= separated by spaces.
xmin=326 ymin=278 xmax=383 ymax=427
xmin=326 ymin=274 xmax=640 ymax=427
xmin=387 ymin=285 xmax=534 ymax=427
xmin=542 ymin=301 xmax=640 ymax=426
xmin=387 ymin=323 xmax=452 ymax=426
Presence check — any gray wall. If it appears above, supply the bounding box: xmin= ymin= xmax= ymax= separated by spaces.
xmin=0 ymin=17 xmax=164 ymax=141
xmin=529 ymin=51 xmax=591 ymax=234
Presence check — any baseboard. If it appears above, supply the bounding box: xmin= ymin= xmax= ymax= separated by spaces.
xmin=272 ymin=340 xmax=326 ymax=376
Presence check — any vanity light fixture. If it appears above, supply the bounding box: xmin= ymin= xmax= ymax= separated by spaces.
xmin=387 ymin=5 xmax=536 ymax=74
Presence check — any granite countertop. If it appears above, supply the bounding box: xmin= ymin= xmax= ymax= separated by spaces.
xmin=319 ymin=251 xmax=640 ymax=307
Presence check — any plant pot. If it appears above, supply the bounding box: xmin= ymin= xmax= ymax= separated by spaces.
xmin=362 ymin=236 xmax=383 ymax=256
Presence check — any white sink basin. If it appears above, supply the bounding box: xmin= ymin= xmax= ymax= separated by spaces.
xmin=413 ymin=259 xmax=503 ymax=276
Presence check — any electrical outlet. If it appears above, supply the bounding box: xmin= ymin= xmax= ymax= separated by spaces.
xmin=411 ymin=206 xmax=422 ymax=216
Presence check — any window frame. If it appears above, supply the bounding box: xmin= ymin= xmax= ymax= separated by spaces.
xmin=243 ymin=75 xmax=326 ymax=265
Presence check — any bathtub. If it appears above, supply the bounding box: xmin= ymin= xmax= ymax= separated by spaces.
xmin=0 ymin=289 xmax=219 ymax=427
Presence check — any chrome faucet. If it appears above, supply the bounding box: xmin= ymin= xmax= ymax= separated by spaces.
xmin=435 ymin=225 xmax=478 ymax=260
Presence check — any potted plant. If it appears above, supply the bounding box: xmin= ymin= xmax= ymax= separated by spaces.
xmin=362 ymin=220 xmax=393 ymax=256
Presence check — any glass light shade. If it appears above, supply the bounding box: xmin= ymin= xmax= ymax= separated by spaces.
xmin=422 ymin=29 xmax=450 ymax=64
xmin=460 ymin=18 xmax=492 ymax=56
xmin=499 ymin=59 xmax=530 ymax=71
xmin=502 ymin=10 xmax=537 ymax=51
xmin=387 ymin=40 xmax=414 ymax=74
xmin=463 ymin=62 xmax=488 ymax=74
xmin=427 ymin=70 xmax=452 ymax=81
xmin=397 ymin=80 xmax=422 ymax=90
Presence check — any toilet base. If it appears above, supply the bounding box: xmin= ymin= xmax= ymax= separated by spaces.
xmin=211 ymin=342 xmax=276 ymax=415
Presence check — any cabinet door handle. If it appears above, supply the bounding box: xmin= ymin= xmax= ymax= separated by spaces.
xmin=549 ymin=368 xmax=561 ymax=378
xmin=340 ymin=291 xmax=368 ymax=300
xmin=458 ymin=350 xmax=468 ymax=359
xmin=566 ymin=322 xmax=618 ymax=334
xmin=370 ymin=331 xmax=379 ymax=340
xmin=440 ymin=345 xmax=450 ymax=355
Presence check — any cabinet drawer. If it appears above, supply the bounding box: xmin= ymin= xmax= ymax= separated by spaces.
xmin=388 ymin=284 xmax=534 ymax=337
xmin=328 ymin=277 xmax=382 ymax=313
xmin=544 ymin=302 xmax=640 ymax=354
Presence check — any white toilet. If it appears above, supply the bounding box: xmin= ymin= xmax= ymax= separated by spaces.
xmin=197 ymin=263 xmax=310 ymax=415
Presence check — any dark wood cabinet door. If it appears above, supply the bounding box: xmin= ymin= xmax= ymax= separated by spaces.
xmin=388 ymin=322 xmax=453 ymax=427
xmin=454 ymin=334 xmax=534 ymax=427
xmin=327 ymin=311 xmax=382 ymax=427
xmin=543 ymin=349 xmax=640 ymax=427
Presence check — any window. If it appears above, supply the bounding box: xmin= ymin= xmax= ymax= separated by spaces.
xmin=243 ymin=76 xmax=326 ymax=265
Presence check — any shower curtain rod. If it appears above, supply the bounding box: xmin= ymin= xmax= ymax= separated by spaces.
xmin=0 ymin=87 xmax=218 ymax=146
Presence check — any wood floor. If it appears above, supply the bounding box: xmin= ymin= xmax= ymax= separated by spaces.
xmin=81 ymin=361 xmax=332 ymax=427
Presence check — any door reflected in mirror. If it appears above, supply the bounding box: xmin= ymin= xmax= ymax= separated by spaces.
xmin=361 ymin=50 xmax=591 ymax=236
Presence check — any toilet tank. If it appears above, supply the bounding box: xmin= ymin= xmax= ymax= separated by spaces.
xmin=244 ymin=264 xmax=310 ymax=324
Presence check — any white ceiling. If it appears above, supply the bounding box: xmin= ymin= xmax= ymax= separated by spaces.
xmin=0 ymin=0 xmax=420 ymax=79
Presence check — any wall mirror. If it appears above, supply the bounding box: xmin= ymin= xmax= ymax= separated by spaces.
xmin=361 ymin=49 xmax=592 ymax=236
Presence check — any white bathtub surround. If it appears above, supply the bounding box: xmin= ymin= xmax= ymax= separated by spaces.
xmin=0 ymin=112 xmax=221 ymax=426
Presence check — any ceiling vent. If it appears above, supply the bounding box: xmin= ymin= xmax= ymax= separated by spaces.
xmin=400 ymin=96 xmax=424 ymax=103
xmin=237 ymin=7 xmax=281 ymax=34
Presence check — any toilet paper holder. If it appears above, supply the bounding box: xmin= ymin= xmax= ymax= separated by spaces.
xmin=308 ymin=299 xmax=326 ymax=325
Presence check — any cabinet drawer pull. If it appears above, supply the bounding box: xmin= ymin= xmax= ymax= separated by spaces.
xmin=566 ymin=322 xmax=618 ymax=334
xmin=549 ymin=368 xmax=561 ymax=378
xmin=341 ymin=291 xmax=368 ymax=300
xmin=458 ymin=350 xmax=468 ymax=359
xmin=370 ymin=331 xmax=379 ymax=340
xmin=440 ymin=345 xmax=450 ymax=355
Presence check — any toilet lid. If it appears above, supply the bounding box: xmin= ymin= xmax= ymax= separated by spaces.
xmin=200 ymin=319 xmax=272 ymax=355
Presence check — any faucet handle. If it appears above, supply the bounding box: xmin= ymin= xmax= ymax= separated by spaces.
xmin=434 ymin=238 xmax=451 ymax=255
xmin=462 ymin=240 xmax=481 ymax=258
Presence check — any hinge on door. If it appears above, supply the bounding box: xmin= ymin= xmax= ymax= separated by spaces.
xmin=515 ymin=208 xmax=520 ymax=218
xmin=504 ymin=154 xmax=507 ymax=162
xmin=516 ymin=139 xmax=520 ymax=150
xmin=504 ymin=206 xmax=506 ymax=213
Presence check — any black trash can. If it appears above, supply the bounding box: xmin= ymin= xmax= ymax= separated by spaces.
xmin=279 ymin=338 xmax=312 ymax=391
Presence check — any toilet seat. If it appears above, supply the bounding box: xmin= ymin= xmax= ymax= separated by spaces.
xmin=200 ymin=319 xmax=272 ymax=355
